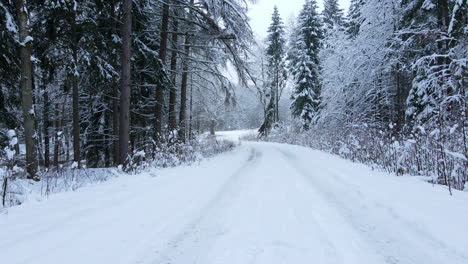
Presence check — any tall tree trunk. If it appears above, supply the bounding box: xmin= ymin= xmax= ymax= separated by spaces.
xmin=168 ymin=10 xmax=179 ymax=132
xmin=111 ymin=0 xmax=120 ymax=165
xmin=43 ymin=90 xmax=50 ymax=168
xmin=53 ymin=103 xmax=60 ymax=168
xmin=43 ymin=19 xmax=55 ymax=169
xmin=210 ymin=119 xmax=216 ymax=136
xmin=188 ymin=72 xmax=193 ymax=140
xmin=113 ymin=80 xmax=120 ymax=164
xmin=14 ymin=0 xmax=38 ymax=180
xmin=62 ymin=96 xmax=70 ymax=162
xmin=155 ymin=1 xmax=170 ymax=138
xmin=119 ymin=0 xmax=132 ymax=165
xmin=104 ymin=111 xmax=111 ymax=167
xmin=71 ymin=13 xmax=80 ymax=166
xmin=275 ymin=68 xmax=280 ymax=123
xmin=178 ymin=34 xmax=190 ymax=142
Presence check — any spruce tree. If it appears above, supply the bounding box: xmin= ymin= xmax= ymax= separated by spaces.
xmin=0 ymin=2 xmax=20 ymax=130
xmin=290 ymin=0 xmax=324 ymax=130
xmin=259 ymin=6 xmax=287 ymax=137
xmin=322 ymin=0 xmax=345 ymax=30
xmin=400 ymin=0 xmax=455 ymax=127
xmin=347 ymin=0 xmax=365 ymax=37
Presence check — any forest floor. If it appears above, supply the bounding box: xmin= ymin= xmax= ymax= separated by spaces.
xmin=1 ymin=131 xmax=468 ymax=264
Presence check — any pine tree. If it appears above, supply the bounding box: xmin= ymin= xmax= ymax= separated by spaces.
xmin=322 ymin=0 xmax=345 ymax=30
xmin=347 ymin=0 xmax=365 ymax=37
xmin=401 ymin=0 xmax=456 ymax=127
xmin=119 ymin=0 xmax=132 ymax=166
xmin=258 ymin=6 xmax=287 ymax=137
xmin=290 ymin=0 xmax=324 ymax=130
xmin=154 ymin=0 xmax=170 ymax=139
xmin=13 ymin=0 xmax=38 ymax=179
xmin=0 ymin=2 xmax=20 ymax=130
xmin=168 ymin=9 xmax=180 ymax=133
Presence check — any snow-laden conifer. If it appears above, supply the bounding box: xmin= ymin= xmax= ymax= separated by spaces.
xmin=290 ymin=0 xmax=324 ymax=130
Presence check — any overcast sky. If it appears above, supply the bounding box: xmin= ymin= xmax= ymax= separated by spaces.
xmin=248 ymin=0 xmax=350 ymax=39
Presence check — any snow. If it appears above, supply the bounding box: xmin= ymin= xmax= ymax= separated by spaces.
xmin=2 ymin=5 xmax=17 ymax=33
xmin=19 ymin=36 xmax=34 ymax=46
xmin=1 ymin=140 xmax=468 ymax=264
xmin=444 ymin=149 xmax=467 ymax=161
xmin=215 ymin=129 xmax=256 ymax=142
xmin=4 ymin=148 xmax=15 ymax=160
xmin=6 ymin=129 xmax=16 ymax=139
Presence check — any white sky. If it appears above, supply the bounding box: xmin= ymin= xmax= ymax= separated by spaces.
xmin=248 ymin=0 xmax=350 ymax=39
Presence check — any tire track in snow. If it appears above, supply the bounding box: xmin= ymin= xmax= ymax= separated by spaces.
xmin=152 ymin=147 xmax=262 ymax=264
xmin=276 ymin=147 xmax=468 ymax=264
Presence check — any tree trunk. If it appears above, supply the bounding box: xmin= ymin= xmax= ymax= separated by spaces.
xmin=110 ymin=0 xmax=120 ymax=165
xmin=113 ymin=80 xmax=120 ymax=164
xmin=210 ymin=119 xmax=216 ymax=136
xmin=43 ymin=90 xmax=50 ymax=168
xmin=155 ymin=1 xmax=170 ymax=138
xmin=111 ymin=0 xmax=120 ymax=165
xmin=168 ymin=10 xmax=179 ymax=132
xmin=178 ymin=34 xmax=190 ymax=142
xmin=14 ymin=0 xmax=38 ymax=180
xmin=188 ymin=72 xmax=193 ymax=140
xmin=53 ymin=103 xmax=60 ymax=168
xmin=62 ymin=98 xmax=70 ymax=162
xmin=43 ymin=20 xmax=55 ymax=169
xmin=119 ymin=0 xmax=132 ymax=166
xmin=71 ymin=13 xmax=80 ymax=166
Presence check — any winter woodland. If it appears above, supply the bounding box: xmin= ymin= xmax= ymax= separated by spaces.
xmin=0 ymin=0 xmax=467 ymax=208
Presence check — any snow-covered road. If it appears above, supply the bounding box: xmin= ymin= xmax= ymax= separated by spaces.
xmin=1 ymin=139 xmax=468 ymax=264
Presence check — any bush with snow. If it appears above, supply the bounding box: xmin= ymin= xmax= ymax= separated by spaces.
xmin=253 ymin=122 xmax=467 ymax=193
xmin=1 ymin=135 xmax=236 ymax=208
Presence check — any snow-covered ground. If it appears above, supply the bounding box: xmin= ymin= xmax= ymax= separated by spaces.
xmin=1 ymin=140 xmax=468 ymax=264
xmin=215 ymin=129 xmax=256 ymax=142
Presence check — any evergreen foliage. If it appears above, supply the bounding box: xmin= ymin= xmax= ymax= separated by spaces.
xmin=290 ymin=0 xmax=324 ymax=130
xmin=259 ymin=6 xmax=288 ymax=137
xmin=322 ymin=0 xmax=345 ymax=30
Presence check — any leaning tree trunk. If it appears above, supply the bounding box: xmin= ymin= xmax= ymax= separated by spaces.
xmin=119 ymin=0 xmax=132 ymax=166
xmin=154 ymin=1 xmax=170 ymax=139
xmin=14 ymin=0 xmax=38 ymax=180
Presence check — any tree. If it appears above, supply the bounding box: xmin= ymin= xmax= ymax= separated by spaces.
xmin=259 ymin=6 xmax=287 ymax=137
xmin=0 ymin=0 xmax=257 ymax=177
xmin=347 ymin=0 xmax=365 ymax=37
xmin=0 ymin=2 xmax=20 ymax=131
xmin=178 ymin=1 xmax=194 ymax=142
xmin=401 ymin=0 xmax=465 ymax=129
xmin=178 ymin=32 xmax=191 ymax=142
xmin=168 ymin=9 xmax=179 ymax=133
xmin=119 ymin=0 xmax=132 ymax=166
xmin=322 ymin=0 xmax=345 ymax=30
xmin=14 ymin=0 xmax=38 ymax=180
xmin=290 ymin=0 xmax=324 ymax=130
xmin=154 ymin=0 xmax=170 ymax=139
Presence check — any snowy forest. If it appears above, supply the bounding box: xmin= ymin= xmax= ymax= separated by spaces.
xmin=1 ymin=0 xmax=468 ymax=263
xmin=258 ymin=0 xmax=468 ymax=194
xmin=0 ymin=0 xmax=467 ymax=207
